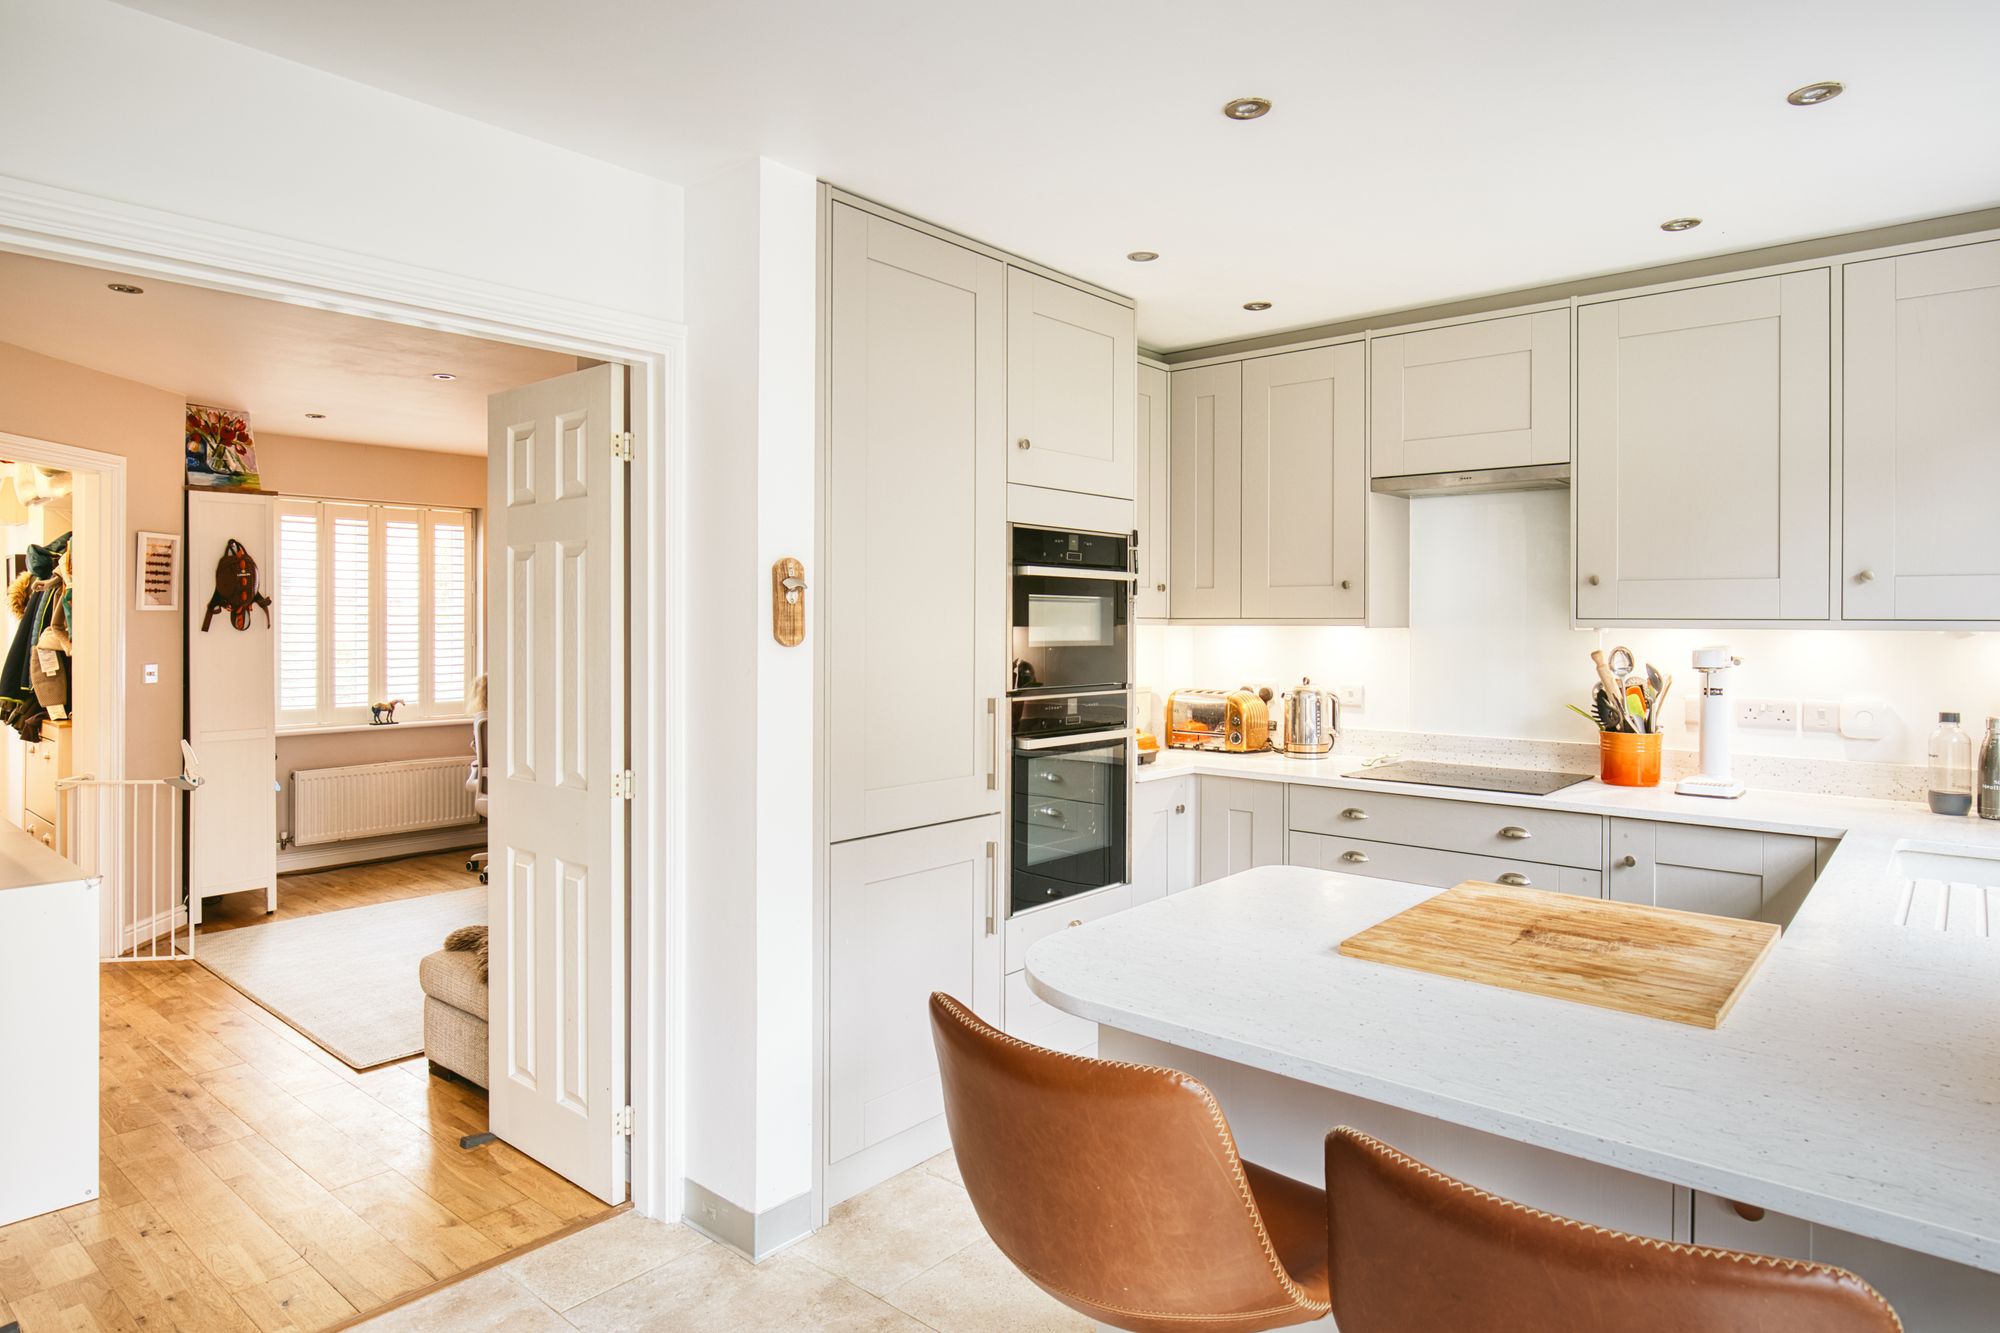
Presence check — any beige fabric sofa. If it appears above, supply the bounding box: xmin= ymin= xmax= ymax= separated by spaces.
xmin=419 ymin=948 xmax=488 ymax=1088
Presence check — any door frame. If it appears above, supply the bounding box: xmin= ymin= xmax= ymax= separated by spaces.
xmin=0 ymin=176 xmax=687 ymax=1219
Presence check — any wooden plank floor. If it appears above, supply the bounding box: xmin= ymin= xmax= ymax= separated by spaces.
xmin=0 ymin=856 xmax=607 ymax=1332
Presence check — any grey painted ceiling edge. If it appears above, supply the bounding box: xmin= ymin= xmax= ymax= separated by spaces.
xmin=1156 ymin=205 xmax=2000 ymax=365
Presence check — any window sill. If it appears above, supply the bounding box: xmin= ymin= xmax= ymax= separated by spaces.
xmin=277 ymin=717 xmax=478 ymax=737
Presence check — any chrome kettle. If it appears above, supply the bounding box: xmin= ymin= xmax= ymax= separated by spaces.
xmin=1281 ymin=677 xmax=1338 ymax=758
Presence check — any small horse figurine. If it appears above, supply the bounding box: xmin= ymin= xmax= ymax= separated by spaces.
xmin=370 ymin=699 xmax=404 ymax=725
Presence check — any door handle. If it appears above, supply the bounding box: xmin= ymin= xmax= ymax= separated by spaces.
xmin=1173 ymin=803 xmax=1186 ymax=814
xmin=1340 ymin=850 xmax=1369 ymax=864
xmin=1619 ymin=854 xmax=1638 ymax=868
xmin=985 ymin=841 xmax=997 ymax=937
xmin=1497 ymin=872 xmax=1531 ymax=887
xmin=987 ymin=697 xmax=999 ymax=791
xmin=1499 ymin=826 xmax=1532 ymax=840
xmin=1341 ymin=807 xmax=1368 ymax=820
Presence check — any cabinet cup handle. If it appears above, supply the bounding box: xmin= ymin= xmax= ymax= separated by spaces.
xmin=1727 ymin=1200 xmax=1766 ymax=1223
xmin=1035 ymin=806 xmax=1063 ymax=821
xmin=1854 ymin=569 xmax=1875 ymax=584
xmin=1586 ymin=574 xmax=1601 ymax=587
xmin=1497 ymin=872 xmax=1531 ymax=887
xmin=1067 ymin=919 xmax=1082 ymax=928
xmin=1619 ymin=854 xmax=1638 ymax=868
xmin=1341 ymin=807 xmax=1369 ymax=821
xmin=984 ymin=842 xmax=997 ymax=937
xmin=1340 ymin=850 xmax=1370 ymax=864
xmin=1038 ymin=770 xmax=1063 ymax=784
xmin=1016 ymin=438 xmax=1032 ymax=450
xmin=1499 ymin=825 xmax=1532 ymax=840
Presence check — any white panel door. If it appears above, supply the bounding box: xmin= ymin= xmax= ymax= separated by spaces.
xmin=186 ymin=490 xmax=277 ymax=919
xmin=827 ymin=816 xmax=1002 ymax=1164
xmin=1241 ymin=343 xmax=1366 ymax=620
xmin=1371 ymin=309 xmax=1570 ymax=477
xmin=1169 ymin=362 xmax=1242 ymax=619
xmin=1575 ymin=271 xmax=1831 ymax=622
xmin=1844 ymin=239 xmax=2000 ymax=620
xmin=1197 ymin=776 xmax=1284 ymax=883
xmin=828 ymin=203 xmax=1006 ymax=842
xmin=487 ymin=363 xmax=626 ymax=1204
xmin=1005 ymin=269 xmax=1135 ymax=499
xmin=1135 ymin=362 xmax=1170 ymax=618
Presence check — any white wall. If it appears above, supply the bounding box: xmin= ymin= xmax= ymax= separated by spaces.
xmin=682 ymin=158 xmax=818 ymax=1222
xmin=0 ymin=0 xmax=684 ymax=323
xmin=1137 ymin=489 xmax=2000 ymax=767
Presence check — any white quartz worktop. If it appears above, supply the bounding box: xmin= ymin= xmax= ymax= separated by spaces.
xmin=1033 ymin=761 xmax=2000 ymax=1273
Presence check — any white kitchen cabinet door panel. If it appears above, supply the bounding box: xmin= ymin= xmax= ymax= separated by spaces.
xmin=1575 ymin=271 xmax=1830 ymax=622
xmin=828 ymin=203 xmax=1006 ymax=841
xmin=1844 ymin=239 xmax=2000 ymax=621
xmin=1608 ymin=819 xmax=1815 ymax=927
xmin=1371 ymin=310 xmax=1570 ymax=477
xmin=1135 ymin=362 xmax=1170 ymax=618
xmin=1241 ymin=344 xmax=1366 ymax=620
xmin=827 ymin=817 xmax=1001 ymax=1169
xmin=1198 ymin=775 xmax=1283 ymax=883
xmin=1131 ymin=774 xmax=1196 ymax=905
xmin=1006 ymin=269 xmax=1135 ymax=499
xmin=1169 ymin=362 xmax=1243 ymax=618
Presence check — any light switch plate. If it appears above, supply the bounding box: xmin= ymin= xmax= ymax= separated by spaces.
xmin=1332 ymin=685 xmax=1365 ymax=712
xmin=1802 ymin=700 xmax=1839 ymax=734
xmin=142 ymin=663 xmax=158 ymax=684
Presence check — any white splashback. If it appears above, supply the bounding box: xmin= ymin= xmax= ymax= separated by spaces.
xmin=1137 ymin=489 xmax=2000 ymax=768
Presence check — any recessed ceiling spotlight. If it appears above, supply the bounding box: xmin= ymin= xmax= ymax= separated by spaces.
xmin=1659 ymin=217 xmax=1703 ymax=232
xmin=1786 ymin=81 xmax=1844 ymax=106
xmin=1222 ymin=97 xmax=1271 ymax=121
xmin=305 ymin=412 xmax=326 ymax=419
xmin=1127 ymin=250 xmax=1160 ymax=262
xmin=106 ymin=282 xmax=144 ymax=295
xmin=1243 ymin=301 xmax=1273 ymax=311
xmin=430 ymin=372 xmax=458 ymax=381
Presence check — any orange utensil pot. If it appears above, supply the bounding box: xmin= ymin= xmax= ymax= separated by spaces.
xmin=1599 ymin=730 xmax=1663 ymax=787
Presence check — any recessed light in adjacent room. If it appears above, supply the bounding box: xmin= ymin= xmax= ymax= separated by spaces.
xmin=1659 ymin=217 xmax=1703 ymax=233
xmin=106 ymin=282 xmax=144 ymax=295
xmin=1243 ymin=301 xmax=1273 ymax=311
xmin=1222 ymin=97 xmax=1272 ymax=121
xmin=1786 ymin=81 xmax=1844 ymax=106
xmin=1127 ymin=251 xmax=1160 ymax=262
xmin=430 ymin=372 xmax=458 ymax=381
xmin=305 ymin=412 xmax=326 ymax=419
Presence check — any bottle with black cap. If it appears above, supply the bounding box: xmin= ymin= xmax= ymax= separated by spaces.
xmin=1928 ymin=712 xmax=1973 ymax=815
xmin=1978 ymin=717 xmax=2000 ymax=821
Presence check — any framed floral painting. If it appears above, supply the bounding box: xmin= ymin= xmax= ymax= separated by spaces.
xmin=185 ymin=403 xmax=261 ymax=489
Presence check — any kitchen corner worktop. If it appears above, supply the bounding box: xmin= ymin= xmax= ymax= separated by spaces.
xmin=1038 ymin=748 xmax=2000 ymax=1273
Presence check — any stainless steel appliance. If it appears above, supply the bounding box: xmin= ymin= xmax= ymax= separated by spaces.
xmin=1350 ymin=760 xmax=1590 ymax=796
xmin=1009 ymin=526 xmax=1134 ymax=695
xmin=1280 ymin=678 xmax=1337 ymax=757
xmin=1010 ymin=691 xmax=1130 ymax=912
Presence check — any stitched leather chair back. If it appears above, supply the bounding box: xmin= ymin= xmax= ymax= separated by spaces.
xmin=1325 ymin=1127 xmax=1902 ymax=1333
xmin=929 ymin=993 xmax=1321 ymax=1332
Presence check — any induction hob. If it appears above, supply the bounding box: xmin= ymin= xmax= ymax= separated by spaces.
xmin=1348 ymin=759 xmax=1591 ymax=796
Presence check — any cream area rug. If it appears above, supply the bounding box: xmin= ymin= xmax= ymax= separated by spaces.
xmin=196 ymin=887 xmax=486 ymax=1070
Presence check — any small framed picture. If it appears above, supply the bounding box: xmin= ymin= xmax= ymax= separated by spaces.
xmin=136 ymin=531 xmax=181 ymax=612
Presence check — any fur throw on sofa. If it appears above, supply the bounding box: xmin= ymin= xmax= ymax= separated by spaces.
xmin=443 ymin=924 xmax=489 ymax=981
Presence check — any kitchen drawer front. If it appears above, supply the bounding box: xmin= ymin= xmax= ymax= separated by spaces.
xmin=23 ymin=809 xmax=56 ymax=850
xmin=1005 ymin=883 xmax=1131 ymax=973
xmin=1020 ymin=795 xmax=1107 ymax=843
xmin=1022 ymin=753 xmax=1114 ymax=806
xmin=1288 ymin=830 xmax=1602 ymax=897
xmin=1289 ymin=784 xmax=1602 ymax=869
xmin=1003 ymin=971 xmax=1096 ymax=1055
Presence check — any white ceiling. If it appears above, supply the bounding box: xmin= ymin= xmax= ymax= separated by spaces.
xmin=115 ymin=1 xmax=2000 ymax=351
xmin=0 ymin=250 xmax=576 ymax=452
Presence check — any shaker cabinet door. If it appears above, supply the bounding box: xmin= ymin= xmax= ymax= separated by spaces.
xmin=1198 ymin=776 xmax=1283 ymax=883
xmin=1241 ymin=343 xmax=1367 ymax=620
xmin=1005 ymin=269 xmax=1136 ymax=499
xmin=1608 ymin=819 xmax=1816 ymax=926
xmin=1169 ymin=363 xmax=1243 ymax=618
xmin=1371 ymin=309 xmax=1570 ymax=478
xmin=827 ymin=204 xmax=1006 ymax=841
xmin=1135 ymin=362 xmax=1171 ymax=618
xmin=1844 ymin=239 xmax=2000 ymax=621
xmin=1575 ymin=271 xmax=1831 ymax=622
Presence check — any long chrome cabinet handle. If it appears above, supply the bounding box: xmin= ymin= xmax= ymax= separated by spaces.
xmin=984 ymin=841 xmax=998 ymax=936
xmin=987 ymin=697 xmax=999 ymax=791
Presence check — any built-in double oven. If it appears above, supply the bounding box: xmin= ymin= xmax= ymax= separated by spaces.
xmin=1008 ymin=525 xmax=1134 ymax=915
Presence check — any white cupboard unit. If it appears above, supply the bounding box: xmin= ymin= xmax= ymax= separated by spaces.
xmin=1370 ymin=309 xmax=1571 ymax=479
xmin=1287 ymin=830 xmax=1603 ymax=898
xmin=1575 ymin=271 xmax=1831 ymax=623
xmin=1197 ymin=775 xmax=1283 ymax=883
xmin=1131 ymin=775 xmax=1196 ymax=905
xmin=1005 ymin=269 xmax=1136 ymax=500
xmin=1169 ymin=362 xmax=1243 ymax=619
xmin=1135 ymin=361 xmax=1170 ymax=618
xmin=827 ymin=203 xmax=1007 ymax=842
xmin=1607 ymin=819 xmax=1816 ymax=926
xmin=826 ymin=815 xmax=1002 ymax=1204
xmin=1843 ymin=238 xmax=2000 ymax=622
xmin=1241 ymin=344 xmax=1368 ymax=620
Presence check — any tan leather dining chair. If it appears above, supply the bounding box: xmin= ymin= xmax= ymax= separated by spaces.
xmin=929 ymin=992 xmax=1329 ymax=1332
xmin=1325 ymin=1126 xmax=1903 ymax=1333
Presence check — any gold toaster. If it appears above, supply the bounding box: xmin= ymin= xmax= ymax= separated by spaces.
xmin=1166 ymin=689 xmax=1271 ymax=753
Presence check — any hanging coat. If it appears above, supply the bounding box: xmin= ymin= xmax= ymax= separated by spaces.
xmin=1 ymin=533 xmax=69 ymax=739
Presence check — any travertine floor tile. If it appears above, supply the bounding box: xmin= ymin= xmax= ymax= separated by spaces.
xmin=791 ymin=1168 xmax=988 ymax=1295
xmin=359 ymin=1266 xmax=570 ymax=1333
xmin=920 ymin=1149 xmax=964 ymax=1187
xmin=505 ymin=1210 xmax=708 ymax=1311
xmin=566 ymin=1245 xmax=924 ymax=1333
xmin=886 ymin=1237 xmax=1091 ymax=1332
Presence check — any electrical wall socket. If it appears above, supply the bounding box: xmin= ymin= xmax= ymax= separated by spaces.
xmin=1802 ymin=700 xmax=1840 ymax=734
xmin=1333 ymin=685 xmax=1365 ymax=711
xmin=1736 ymin=698 xmax=1798 ymax=729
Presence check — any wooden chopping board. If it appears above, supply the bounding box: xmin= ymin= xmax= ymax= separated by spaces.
xmin=1337 ymin=881 xmax=1780 ymax=1028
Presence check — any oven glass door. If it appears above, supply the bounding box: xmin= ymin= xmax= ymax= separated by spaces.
xmin=1010 ymin=569 xmax=1130 ymax=694
xmin=1011 ymin=730 xmax=1129 ymax=913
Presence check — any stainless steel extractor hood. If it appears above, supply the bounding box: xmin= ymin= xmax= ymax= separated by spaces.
xmin=1369 ymin=462 xmax=1571 ymax=498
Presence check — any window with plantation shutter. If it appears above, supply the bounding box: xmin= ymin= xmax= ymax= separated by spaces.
xmin=272 ymin=498 xmax=479 ymax=729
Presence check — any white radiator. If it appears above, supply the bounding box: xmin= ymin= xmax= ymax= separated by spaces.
xmin=290 ymin=755 xmax=478 ymax=846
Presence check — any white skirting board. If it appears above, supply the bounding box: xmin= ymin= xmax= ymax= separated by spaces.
xmin=277 ymin=826 xmax=483 ymax=874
